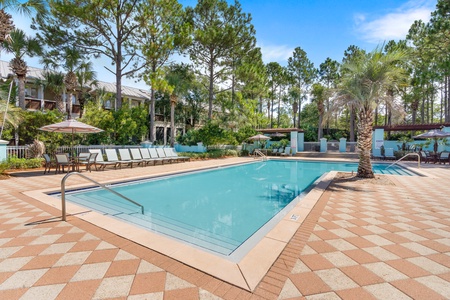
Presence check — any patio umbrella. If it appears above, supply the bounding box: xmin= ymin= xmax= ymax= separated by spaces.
xmin=247 ymin=134 xmax=270 ymax=141
xmin=39 ymin=119 xmax=103 ymax=155
xmin=413 ymin=129 xmax=450 ymax=153
xmin=270 ymin=132 xmax=285 ymax=138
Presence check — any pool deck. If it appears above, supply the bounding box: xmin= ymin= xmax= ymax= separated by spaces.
xmin=0 ymin=157 xmax=449 ymax=299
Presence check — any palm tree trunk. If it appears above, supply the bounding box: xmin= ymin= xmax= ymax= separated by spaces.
xmin=18 ymin=75 xmax=26 ymax=109
xmin=356 ymin=109 xmax=374 ymax=178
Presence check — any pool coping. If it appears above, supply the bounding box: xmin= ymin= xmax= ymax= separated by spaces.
xmin=24 ymin=168 xmax=336 ymax=291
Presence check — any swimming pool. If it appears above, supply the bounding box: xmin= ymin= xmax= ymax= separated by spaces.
xmin=63 ymin=160 xmax=415 ymax=259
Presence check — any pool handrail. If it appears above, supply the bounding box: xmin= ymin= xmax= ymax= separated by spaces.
xmin=60 ymin=172 xmax=144 ymax=221
xmin=254 ymin=149 xmax=267 ymax=161
xmin=385 ymin=152 xmax=420 ymax=169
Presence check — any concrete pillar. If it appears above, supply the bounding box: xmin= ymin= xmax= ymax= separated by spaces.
xmin=320 ymin=138 xmax=327 ymax=153
xmin=297 ymin=132 xmax=304 ymax=152
xmin=290 ymin=131 xmax=297 ymax=154
xmin=372 ymin=128 xmax=384 ymax=151
xmin=339 ymin=138 xmax=347 ymax=152
xmin=0 ymin=139 xmax=8 ymax=162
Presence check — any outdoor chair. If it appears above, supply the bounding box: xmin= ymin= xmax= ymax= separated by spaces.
xmin=384 ymin=148 xmax=396 ymax=160
xmin=419 ymin=151 xmax=432 ymax=164
xmin=43 ymin=153 xmax=55 ymax=174
xmin=271 ymin=148 xmax=279 ymax=156
xmin=164 ymin=148 xmax=189 ymax=162
xmin=156 ymin=148 xmax=177 ymax=163
xmin=150 ymin=148 xmax=172 ymax=164
xmin=118 ymin=149 xmax=144 ymax=167
xmin=89 ymin=149 xmax=118 ymax=170
xmin=105 ymin=149 xmax=133 ymax=169
xmin=438 ymin=151 xmax=450 ymax=164
xmin=147 ymin=148 xmax=167 ymax=165
xmin=280 ymin=147 xmax=291 ymax=156
xmin=78 ymin=152 xmax=98 ymax=172
xmin=139 ymin=148 xmax=160 ymax=166
xmin=55 ymin=153 xmax=74 ymax=174
xmin=130 ymin=148 xmax=154 ymax=166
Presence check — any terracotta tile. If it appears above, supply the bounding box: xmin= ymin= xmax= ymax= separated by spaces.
xmin=318 ymin=221 xmax=342 ymax=230
xmin=10 ymin=244 xmax=48 ymax=258
xmin=105 ymin=259 xmax=140 ymax=277
xmin=21 ymin=254 xmax=63 ymax=270
xmin=348 ymin=219 xmax=371 ymax=227
xmin=34 ymin=265 xmax=81 ymax=285
xmin=300 ymin=254 xmax=334 ymax=271
xmin=0 ymin=229 xmax=28 ymax=239
xmin=346 ymin=227 xmax=374 ymax=236
xmin=68 ymin=240 xmax=102 ymax=252
xmin=413 ymin=229 xmax=444 ymax=240
xmin=426 ymin=254 xmax=450 ymax=268
xmin=386 ymin=259 xmax=431 ymax=278
xmin=0 ymin=271 xmax=14 ymax=285
xmin=345 ymin=236 xmax=377 ymax=248
xmin=391 ymin=279 xmax=445 ymax=299
xmin=419 ymin=240 xmax=450 ymax=253
xmin=129 ymin=271 xmax=166 ymax=294
xmin=437 ymin=272 xmax=450 ymax=282
xmin=377 ymin=224 xmax=404 ymax=233
xmin=336 ymin=287 xmax=378 ymax=300
xmin=2 ymin=236 xmax=37 ymax=247
xmin=56 ymin=279 xmax=102 ymax=300
xmin=0 ymin=287 xmax=28 ymax=299
xmin=54 ymin=233 xmax=86 ymax=244
xmin=45 ymin=226 xmax=73 ymax=235
xmin=314 ymin=230 xmax=340 ymax=240
xmin=307 ymin=241 xmax=337 ymax=253
xmin=290 ymin=272 xmax=331 ymax=296
xmin=84 ymin=248 xmax=119 ymax=264
xmin=212 ymin=282 xmax=232 ymax=298
xmin=343 ymin=249 xmax=379 ymax=264
xmin=381 ymin=244 xmax=420 ymax=259
xmin=223 ymin=286 xmax=245 ymax=299
xmin=340 ymin=265 xmax=384 ymax=286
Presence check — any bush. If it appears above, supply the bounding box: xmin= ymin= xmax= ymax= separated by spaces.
xmin=0 ymin=162 xmax=8 ymax=174
xmin=5 ymin=157 xmax=44 ymax=169
xmin=181 ymin=149 xmax=238 ymax=160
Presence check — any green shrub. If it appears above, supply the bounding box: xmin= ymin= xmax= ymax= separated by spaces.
xmin=181 ymin=149 xmax=238 ymax=160
xmin=5 ymin=157 xmax=44 ymax=169
xmin=0 ymin=162 xmax=8 ymax=174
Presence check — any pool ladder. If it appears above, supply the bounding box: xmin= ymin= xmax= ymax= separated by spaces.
xmin=60 ymin=172 xmax=144 ymax=221
xmin=254 ymin=149 xmax=267 ymax=161
xmin=385 ymin=152 xmax=420 ymax=169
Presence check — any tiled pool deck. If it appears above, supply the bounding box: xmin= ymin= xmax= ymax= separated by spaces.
xmin=0 ymin=157 xmax=449 ymax=299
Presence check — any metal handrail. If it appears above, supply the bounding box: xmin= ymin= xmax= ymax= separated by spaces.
xmin=60 ymin=172 xmax=144 ymax=221
xmin=386 ymin=152 xmax=420 ymax=169
xmin=253 ymin=149 xmax=267 ymax=161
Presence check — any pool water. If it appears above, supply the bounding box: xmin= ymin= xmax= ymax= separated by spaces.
xmin=64 ymin=160 xmax=415 ymax=257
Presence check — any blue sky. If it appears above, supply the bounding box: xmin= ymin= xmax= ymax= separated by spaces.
xmin=2 ymin=0 xmax=437 ymax=88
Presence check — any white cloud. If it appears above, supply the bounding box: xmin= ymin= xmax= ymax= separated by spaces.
xmin=355 ymin=0 xmax=435 ymax=43
xmin=258 ymin=43 xmax=293 ymax=64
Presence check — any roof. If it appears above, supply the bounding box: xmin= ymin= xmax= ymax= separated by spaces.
xmin=373 ymin=123 xmax=450 ymax=131
xmin=0 ymin=60 xmax=151 ymax=100
xmin=257 ymin=128 xmax=304 ymax=133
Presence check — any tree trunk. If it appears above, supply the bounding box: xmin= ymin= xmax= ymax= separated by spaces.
xmin=67 ymin=92 xmax=73 ymax=119
xmin=149 ymin=88 xmax=155 ymax=143
xmin=18 ymin=75 xmax=26 ymax=110
xmin=208 ymin=54 xmax=214 ymax=119
xmin=349 ymin=106 xmax=355 ymax=142
xmin=356 ymin=109 xmax=374 ymax=178
xmin=170 ymin=94 xmax=177 ymax=147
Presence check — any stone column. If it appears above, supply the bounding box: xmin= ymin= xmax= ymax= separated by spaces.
xmin=0 ymin=140 xmax=8 ymax=162
xmin=297 ymin=132 xmax=304 ymax=152
xmin=339 ymin=138 xmax=347 ymax=152
xmin=290 ymin=131 xmax=297 ymax=155
xmin=320 ymin=138 xmax=327 ymax=153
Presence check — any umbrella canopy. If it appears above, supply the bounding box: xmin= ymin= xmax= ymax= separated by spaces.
xmin=247 ymin=134 xmax=270 ymax=141
xmin=39 ymin=119 xmax=103 ymax=134
xmin=270 ymin=132 xmax=285 ymax=138
xmin=413 ymin=129 xmax=450 ymax=152
xmin=39 ymin=119 xmax=103 ymax=155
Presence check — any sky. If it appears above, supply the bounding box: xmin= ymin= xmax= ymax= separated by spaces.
xmin=2 ymin=0 xmax=438 ymax=90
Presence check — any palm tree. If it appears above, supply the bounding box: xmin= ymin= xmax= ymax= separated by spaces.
xmin=63 ymin=47 xmax=81 ymax=119
xmin=311 ymin=83 xmax=326 ymax=140
xmin=336 ymin=46 xmax=409 ymax=178
xmin=0 ymin=0 xmax=47 ymax=45
xmin=2 ymin=28 xmax=41 ymax=109
xmin=37 ymin=70 xmax=65 ymax=113
xmin=76 ymin=61 xmax=98 ymax=118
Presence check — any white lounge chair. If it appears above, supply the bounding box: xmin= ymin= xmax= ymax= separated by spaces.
xmin=105 ymin=149 xmax=133 ymax=169
xmin=89 ymin=149 xmax=118 ymax=170
xmin=150 ymin=148 xmax=172 ymax=164
xmin=118 ymin=148 xmax=144 ymax=167
xmin=140 ymin=148 xmax=163 ymax=165
xmin=164 ymin=148 xmax=189 ymax=162
xmin=78 ymin=152 xmax=98 ymax=172
xmin=280 ymin=147 xmax=291 ymax=156
xmin=131 ymin=148 xmax=154 ymax=166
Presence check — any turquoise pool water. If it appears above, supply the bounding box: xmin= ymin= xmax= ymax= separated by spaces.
xmin=64 ymin=160 xmax=416 ymax=258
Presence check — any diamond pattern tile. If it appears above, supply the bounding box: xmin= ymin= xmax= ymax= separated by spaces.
xmin=0 ymin=159 xmax=449 ymax=299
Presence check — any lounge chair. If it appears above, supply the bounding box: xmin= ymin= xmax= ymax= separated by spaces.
xmin=164 ymin=148 xmax=190 ymax=162
xmin=43 ymin=153 xmax=55 ymax=174
xmin=148 ymin=148 xmax=167 ymax=165
xmin=131 ymin=148 xmax=155 ymax=166
xmin=371 ymin=148 xmax=384 ymax=160
xmin=419 ymin=151 xmax=432 ymax=164
xmin=105 ymin=149 xmax=133 ymax=169
xmin=438 ymin=151 xmax=450 ymax=164
xmin=89 ymin=149 xmax=118 ymax=170
xmin=280 ymin=147 xmax=291 ymax=156
xmin=118 ymin=148 xmax=144 ymax=167
xmin=55 ymin=153 xmax=74 ymax=174
xmin=139 ymin=148 xmax=161 ymax=165
xmin=152 ymin=148 xmax=173 ymax=164
xmin=271 ymin=148 xmax=279 ymax=156
xmin=384 ymin=148 xmax=396 ymax=160
xmin=77 ymin=152 xmax=98 ymax=172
